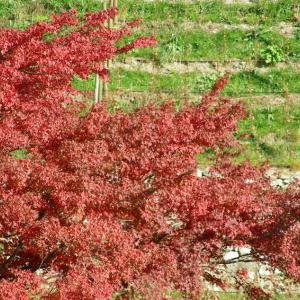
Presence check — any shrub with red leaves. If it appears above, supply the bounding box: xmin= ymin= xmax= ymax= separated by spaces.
xmin=0 ymin=8 xmax=299 ymax=300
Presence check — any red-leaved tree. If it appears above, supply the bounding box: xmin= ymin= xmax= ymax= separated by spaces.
xmin=0 ymin=8 xmax=299 ymax=300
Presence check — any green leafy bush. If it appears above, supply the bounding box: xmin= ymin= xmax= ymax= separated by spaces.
xmin=259 ymin=45 xmax=285 ymax=65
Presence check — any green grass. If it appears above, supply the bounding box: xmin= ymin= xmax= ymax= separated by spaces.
xmin=161 ymin=290 xmax=300 ymax=300
xmin=9 ymin=149 xmax=28 ymax=159
xmin=73 ymin=68 xmax=300 ymax=96
xmin=196 ymin=104 xmax=300 ymax=168
xmin=0 ymin=0 xmax=298 ymax=28
xmin=119 ymin=0 xmax=298 ymax=25
xmin=0 ymin=0 xmax=102 ymax=28
xmin=223 ymin=69 xmax=300 ymax=96
xmin=236 ymin=103 xmax=300 ymax=167
xmin=217 ymin=292 xmax=300 ymax=300
xmin=121 ymin=27 xmax=300 ymax=63
xmin=1 ymin=1 xmax=299 ymax=63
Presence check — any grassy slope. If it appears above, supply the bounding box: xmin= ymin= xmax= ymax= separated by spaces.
xmin=2 ymin=0 xmax=300 ymax=168
xmin=123 ymin=25 xmax=300 ymax=63
xmin=119 ymin=0 xmax=298 ymax=25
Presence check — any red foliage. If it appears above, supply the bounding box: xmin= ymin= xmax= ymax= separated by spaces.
xmin=0 ymin=8 xmax=155 ymax=153
xmin=0 ymin=8 xmax=300 ymax=300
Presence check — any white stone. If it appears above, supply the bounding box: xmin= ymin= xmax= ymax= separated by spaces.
xmin=248 ymin=271 xmax=256 ymax=280
xmin=223 ymin=251 xmax=239 ymax=261
xmin=245 ymin=178 xmax=254 ymax=184
xmin=293 ymin=172 xmax=300 ymax=180
xmin=196 ymin=168 xmax=205 ymax=177
xmin=239 ymin=246 xmax=251 ymax=256
xmin=274 ymin=268 xmax=283 ymax=275
xmin=259 ymin=265 xmax=271 ymax=277
xmin=271 ymin=179 xmax=285 ymax=187
xmin=35 ymin=269 xmax=44 ymax=276
xmin=210 ymin=285 xmax=222 ymax=292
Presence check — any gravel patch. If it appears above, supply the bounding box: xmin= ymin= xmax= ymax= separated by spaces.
xmin=109 ymin=90 xmax=300 ymax=106
xmin=142 ymin=21 xmax=297 ymax=38
xmin=195 ymin=166 xmax=300 ymax=189
xmin=114 ymin=57 xmax=300 ymax=75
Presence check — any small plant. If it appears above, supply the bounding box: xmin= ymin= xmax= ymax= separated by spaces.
xmin=259 ymin=45 xmax=285 ymax=65
xmin=161 ymin=33 xmax=183 ymax=61
xmin=244 ymin=25 xmax=271 ymax=43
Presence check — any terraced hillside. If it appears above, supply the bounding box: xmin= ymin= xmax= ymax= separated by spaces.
xmin=1 ymin=0 xmax=300 ymax=168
